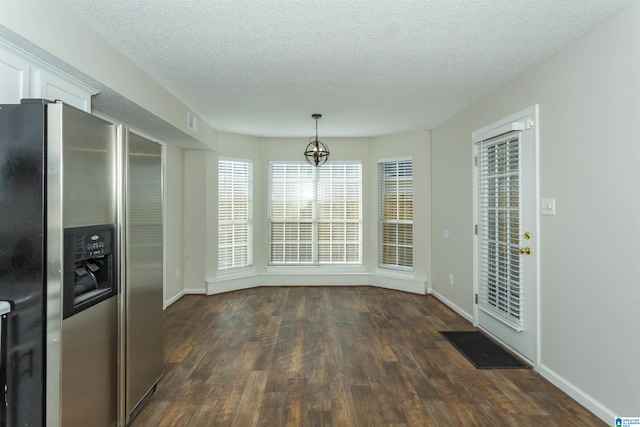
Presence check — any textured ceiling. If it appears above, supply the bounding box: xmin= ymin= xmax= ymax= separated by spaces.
xmin=60 ymin=0 xmax=633 ymax=138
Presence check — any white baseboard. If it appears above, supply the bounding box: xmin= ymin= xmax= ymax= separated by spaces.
xmin=164 ymin=290 xmax=185 ymax=309
xmin=369 ymin=273 xmax=426 ymax=294
xmin=429 ymin=289 xmax=474 ymax=323
xmin=260 ymin=272 xmax=370 ymax=287
xmin=207 ymin=274 xmax=261 ymax=295
xmin=206 ymin=271 xmax=425 ymax=295
xmin=165 ymin=288 xmax=206 ymax=308
xmin=538 ymin=364 xmax=612 ymax=423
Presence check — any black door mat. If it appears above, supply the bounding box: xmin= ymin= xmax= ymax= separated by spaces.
xmin=440 ymin=331 xmax=529 ymax=369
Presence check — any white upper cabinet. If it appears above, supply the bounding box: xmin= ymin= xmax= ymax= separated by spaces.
xmin=0 ymin=40 xmax=97 ymax=111
xmin=30 ymin=68 xmax=94 ymax=112
xmin=0 ymin=45 xmax=30 ymax=104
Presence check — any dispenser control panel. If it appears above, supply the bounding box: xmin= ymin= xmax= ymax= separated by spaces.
xmin=72 ymin=230 xmax=113 ymax=261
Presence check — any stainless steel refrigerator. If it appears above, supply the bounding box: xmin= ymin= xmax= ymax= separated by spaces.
xmin=122 ymin=131 xmax=163 ymax=424
xmin=0 ymin=99 xmax=118 ymax=427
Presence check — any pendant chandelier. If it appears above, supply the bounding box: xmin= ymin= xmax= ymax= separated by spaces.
xmin=304 ymin=113 xmax=330 ymax=167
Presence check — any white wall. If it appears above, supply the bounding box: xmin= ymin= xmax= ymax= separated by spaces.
xmin=163 ymin=144 xmax=185 ymax=306
xmin=183 ymin=150 xmax=216 ymax=294
xmin=369 ymin=131 xmax=432 ymax=291
xmin=431 ymin=1 xmax=640 ymax=419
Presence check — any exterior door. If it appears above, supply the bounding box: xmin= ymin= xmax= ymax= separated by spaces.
xmin=473 ymin=106 xmax=538 ymax=364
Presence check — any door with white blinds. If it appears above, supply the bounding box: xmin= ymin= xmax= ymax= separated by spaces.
xmin=473 ymin=106 xmax=538 ymax=364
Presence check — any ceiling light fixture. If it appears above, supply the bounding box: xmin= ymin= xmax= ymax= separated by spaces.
xmin=304 ymin=113 xmax=330 ymax=167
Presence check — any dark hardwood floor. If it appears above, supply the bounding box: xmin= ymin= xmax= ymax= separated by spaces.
xmin=130 ymin=286 xmax=605 ymax=427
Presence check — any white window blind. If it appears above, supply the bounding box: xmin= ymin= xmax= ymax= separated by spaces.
xmin=476 ymin=131 xmax=522 ymax=329
xmin=269 ymin=162 xmax=362 ymax=265
xmin=378 ymin=159 xmax=413 ymax=269
xmin=218 ymin=159 xmax=252 ymax=270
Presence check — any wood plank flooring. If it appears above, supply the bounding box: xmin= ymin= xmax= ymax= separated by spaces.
xmin=130 ymin=286 xmax=605 ymax=427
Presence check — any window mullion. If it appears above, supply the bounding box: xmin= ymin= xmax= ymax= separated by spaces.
xmin=312 ymin=166 xmax=319 ymax=263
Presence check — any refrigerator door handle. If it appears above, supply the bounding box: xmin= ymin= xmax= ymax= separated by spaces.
xmin=0 ymin=301 xmax=12 ymax=427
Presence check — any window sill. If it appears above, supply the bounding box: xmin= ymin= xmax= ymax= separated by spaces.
xmin=373 ymin=267 xmax=416 ymax=280
xmin=266 ymin=265 xmax=367 ymax=275
xmin=216 ymin=267 xmax=256 ymax=281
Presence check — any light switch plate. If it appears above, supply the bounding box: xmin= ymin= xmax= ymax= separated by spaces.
xmin=541 ymin=198 xmax=556 ymax=216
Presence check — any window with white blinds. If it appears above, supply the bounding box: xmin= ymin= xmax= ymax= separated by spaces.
xmin=218 ymin=159 xmax=252 ymax=270
xmin=378 ymin=159 xmax=413 ymax=269
xmin=476 ymin=131 xmax=522 ymax=329
xmin=269 ymin=162 xmax=362 ymax=265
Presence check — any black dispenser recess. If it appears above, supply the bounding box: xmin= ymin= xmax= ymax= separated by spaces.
xmin=63 ymin=224 xmax=117 ymax=319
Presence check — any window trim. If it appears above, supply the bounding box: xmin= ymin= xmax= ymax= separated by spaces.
xmin=268 ymin=160 xmax=362 ymax=266
xmin=378 ymin=157 xmax=413 ymax=271
xmin=218 ymin=157 xmax=253 ymax=271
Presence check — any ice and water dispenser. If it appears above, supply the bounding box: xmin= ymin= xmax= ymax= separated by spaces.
xmin=63 ymin=224 xmax=117 ymax=319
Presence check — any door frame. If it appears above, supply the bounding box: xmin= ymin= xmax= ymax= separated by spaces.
xmin=472 ymin=105 xmax=540 ymax=370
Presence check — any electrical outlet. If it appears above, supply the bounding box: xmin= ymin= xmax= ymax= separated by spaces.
xmin=448 ymin=273 xmax=454 ymax=285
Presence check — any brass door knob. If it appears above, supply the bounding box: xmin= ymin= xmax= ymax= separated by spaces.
xmin=519 ymin=246 xmax=531 ymax=255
